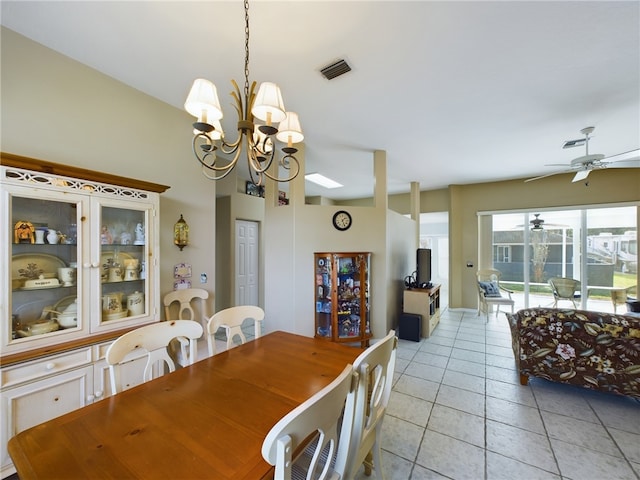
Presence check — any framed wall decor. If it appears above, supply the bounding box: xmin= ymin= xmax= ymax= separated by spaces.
xmin=245 ymin=181 xmax=264 ymax=197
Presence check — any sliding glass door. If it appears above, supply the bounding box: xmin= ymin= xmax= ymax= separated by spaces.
xmin=489 ymin=205 xmax=637 ymax=313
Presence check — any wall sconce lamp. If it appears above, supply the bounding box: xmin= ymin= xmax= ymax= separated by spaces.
xmin=174 ymin=214 xmax=189 ymax=251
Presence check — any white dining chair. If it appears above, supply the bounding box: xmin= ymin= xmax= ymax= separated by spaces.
xmin=163 ymin=288 xmax=211 ymax=328
xmin=105 ymin=320 xmax=203 ymax=395
xmin=342 ymin=329 xmax=398 ymax=480
xmin=261 ymin=364 xmax=359 ymax=480
xmin=206 ymin=305 xmax=265 ymax=356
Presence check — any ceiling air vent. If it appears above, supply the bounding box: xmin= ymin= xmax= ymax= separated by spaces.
xmin=320 ymin=59 xmax=351 ymax=80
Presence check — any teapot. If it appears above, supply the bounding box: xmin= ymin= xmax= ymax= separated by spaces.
xmin=46 ymin=299 xmax=79 ymax=328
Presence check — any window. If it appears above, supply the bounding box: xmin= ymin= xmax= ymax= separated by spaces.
xmin=494 ymin=245 xmax=511 ymax=263
xmin=486 ymin=205 xmax=638 ymax=312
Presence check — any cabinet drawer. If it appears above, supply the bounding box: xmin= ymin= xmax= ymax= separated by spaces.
xmin=1 ymin=348 xmax=92 ymax=389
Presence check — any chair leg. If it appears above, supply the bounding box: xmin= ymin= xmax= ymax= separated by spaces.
xmin=364 ymin=451 xmax=373 ymax=476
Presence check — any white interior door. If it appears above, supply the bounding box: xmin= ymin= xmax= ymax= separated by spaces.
xmin=235 ymin=220 xmax=259 ymax=306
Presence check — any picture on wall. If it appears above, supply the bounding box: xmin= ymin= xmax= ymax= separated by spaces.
xmin=245 ymin=181 xmax=264 ymax=197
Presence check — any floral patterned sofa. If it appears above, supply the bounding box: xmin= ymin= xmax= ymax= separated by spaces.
xmin=507 ymin=308 xmax=640 ymax=398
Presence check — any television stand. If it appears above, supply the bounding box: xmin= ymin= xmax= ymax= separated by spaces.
xmin=403 ymin=284 xmax=441 ymax=338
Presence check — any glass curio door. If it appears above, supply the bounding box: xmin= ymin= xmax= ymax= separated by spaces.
xmin=315 ymin=253 xmax=333 ymax=338
xmin=92 ymin=198 xmax=153 ymax=332
xmin=7 ymin=190 xmax=85 ymax=347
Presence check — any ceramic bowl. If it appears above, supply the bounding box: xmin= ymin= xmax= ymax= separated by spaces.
xmin=28 ymin=320 xmax=59 ymax=335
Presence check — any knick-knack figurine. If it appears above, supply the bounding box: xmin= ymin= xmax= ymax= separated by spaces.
xmin=100 ymin=225 xmax=112 ymax=245
xmin=134 ymin=223 xmax=145 ymax=245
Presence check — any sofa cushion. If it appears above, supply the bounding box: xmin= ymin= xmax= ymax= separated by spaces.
xmin=478 ymin=281 xmax=501 ymax=297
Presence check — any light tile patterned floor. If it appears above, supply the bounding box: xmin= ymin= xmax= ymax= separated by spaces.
xmin=354 ymin=309 xmax=640 ymax=480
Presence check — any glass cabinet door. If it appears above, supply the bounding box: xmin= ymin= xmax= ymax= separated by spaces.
xmin=336 ymin=254 xmax=362 ymax=340
xmin=9 ymin=193 xmax=83 ymax=343
xmin=314 ymin=254 xmax=332 ymax=338
xmin=97 ymin=204 xmax=149 ymax=328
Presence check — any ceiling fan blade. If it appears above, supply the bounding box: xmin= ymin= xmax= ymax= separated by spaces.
xmin=572 ymin=170 xmax=591 ymax=182
xmin=525 ymin=170 xmax=573 ymax=183
xmin=608 ymin=159 xmax=640 ymax=168
xmin=604 ymin=148 xmax=640 ymax=162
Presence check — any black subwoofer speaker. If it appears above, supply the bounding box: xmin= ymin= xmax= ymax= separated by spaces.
xmin=399 ymin=313 xmax=421 ymax=342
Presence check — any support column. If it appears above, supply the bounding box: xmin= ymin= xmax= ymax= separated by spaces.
xmin=410 ymin=181 xmax=420 ymax=246
xmin=373 ymin=150 xmax=387 ymax=210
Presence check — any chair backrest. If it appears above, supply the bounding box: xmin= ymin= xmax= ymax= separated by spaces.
xmin=261 ymin=364 xmax=359 ymax=480
xmin=549 ymin=277 xmax=580 ymax=298
xmin=105 ymin=320 xmax=203 ymax=395
xmin=477 ymin=268 xmax=502 ymax=284
xmin=163 ymin=288 xmax=210 ymax=326
xmin=476 ymin=269 xmax=504 ymax=299
xmin=340 ymin=330 xmax=398 ymax=479
xmin=206 ymin=305 xmax=265 ymax=356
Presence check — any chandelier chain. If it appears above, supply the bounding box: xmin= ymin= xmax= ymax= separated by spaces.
xmin=244 ymin=0 xmax=250 ymax=102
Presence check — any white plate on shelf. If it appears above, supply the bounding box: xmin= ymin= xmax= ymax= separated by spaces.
xmin=12 ymin=253 xmax=67 ymax=287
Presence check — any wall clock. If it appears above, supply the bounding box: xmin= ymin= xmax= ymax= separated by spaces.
xmin=332 ymin=210 xmax=352 ymax=231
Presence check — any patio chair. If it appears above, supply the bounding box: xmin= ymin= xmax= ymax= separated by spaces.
xmin=548 ymin=277 xmax=581 ymax=308
xmin=476 ymin=269 xmax=515 ymax=320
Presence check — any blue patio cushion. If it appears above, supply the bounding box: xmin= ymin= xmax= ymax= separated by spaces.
xmin=479 ymin=281 xmax=501 ymax=297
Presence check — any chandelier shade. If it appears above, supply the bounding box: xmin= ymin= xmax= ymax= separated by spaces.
xmin=276 ymin=112 xmax=304 ymax=145
xmin=184 ymin=79 xmax=223 ymax=128
xmin=184 ymin=0 xmax=303 ymax=185
xmin=252 ymin=82 xmax=286 ymax=125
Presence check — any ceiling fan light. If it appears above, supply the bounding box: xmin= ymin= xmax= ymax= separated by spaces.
xmin=184 ymin=78 xmax=223 ymax=122
xmin=252 ymin=82 xmax=286 ymax=124
xmin=276 ymin=112 xmax=304 ymax=144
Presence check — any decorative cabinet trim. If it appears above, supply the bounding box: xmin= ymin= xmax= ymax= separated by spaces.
xmin=1 ymin=152 xmax=169 ymax=194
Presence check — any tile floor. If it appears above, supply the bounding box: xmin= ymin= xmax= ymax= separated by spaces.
xmin=355 ymin=308 xmax=640 ymax=480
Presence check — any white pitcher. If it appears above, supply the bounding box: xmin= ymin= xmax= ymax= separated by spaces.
xmin=47 ymin=229 xmax=59 ymax=244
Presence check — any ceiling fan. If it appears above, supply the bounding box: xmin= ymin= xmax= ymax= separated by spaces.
xmin=525 ymin=126 xmax=640 ymax=183
xmin=530 ymin=214 xmax=545 ymax=231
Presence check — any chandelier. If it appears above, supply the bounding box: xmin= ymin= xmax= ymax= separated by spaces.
xmin=184 ymin=0 xmax=303 ymax=186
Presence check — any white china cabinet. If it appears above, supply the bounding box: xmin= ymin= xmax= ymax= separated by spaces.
xmin=0 ymin=153 xmax=169 ymax=478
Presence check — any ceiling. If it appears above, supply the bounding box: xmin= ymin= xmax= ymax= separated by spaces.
xmin=2 ymin=1 xmax=639 ymax=200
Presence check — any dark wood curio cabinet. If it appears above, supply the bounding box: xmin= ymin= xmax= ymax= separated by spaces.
xmin=314 ymin=252 xmax=371 ymax=347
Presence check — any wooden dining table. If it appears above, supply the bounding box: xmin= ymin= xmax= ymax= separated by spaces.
xmin=8 ymin=331 xmax=363 ymax=479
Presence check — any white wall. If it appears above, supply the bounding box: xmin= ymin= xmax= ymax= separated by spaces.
xmin=386 ymin=211 xmax=416 ymax=329
xmin=263 ymin=150 xmax=415 ymax=340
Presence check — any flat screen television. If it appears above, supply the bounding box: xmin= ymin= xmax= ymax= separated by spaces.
xmin=416 ymin=248 xmax=432 ymax=287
